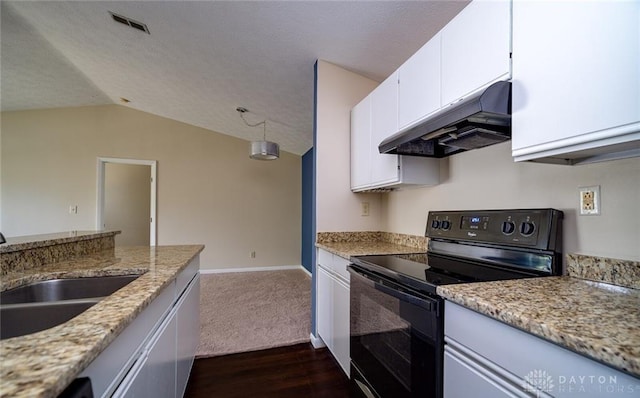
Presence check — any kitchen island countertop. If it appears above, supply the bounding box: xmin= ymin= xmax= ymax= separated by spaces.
xmin=0 ymin=245 xmax=204 ymax=398
xmin=438 ymin=276 xmax=640 ymax=378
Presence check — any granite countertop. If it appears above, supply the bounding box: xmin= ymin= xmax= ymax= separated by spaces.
xmin=316 ymin=241 xmax=424 ymax=259
xmin=437 ymin=276 xmax=640 ymax=378
xmin=0 ymin=245 xmax=204 ymax=398
xmin=0 ymin=231 xmax=119 ymax=253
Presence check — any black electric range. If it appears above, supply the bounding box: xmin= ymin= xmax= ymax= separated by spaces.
xmin=351 ymin=208 xmax=563 ymax=295
xmin=348 ymin=209 xmax=564 ymax=398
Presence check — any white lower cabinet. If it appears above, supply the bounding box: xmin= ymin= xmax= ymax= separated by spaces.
xmin=316 ymin=267 xmax=332 ymax=349
xmin=444 ymin=301 xmax=639 ymax=398
xmin=81 ymin=257 xmax=200 ymax=398
xmin=331 ymin=275 xmax=350 ymax=375
xmin=115 ymin=308 xmax=178 ymax=398
xmin=316 ymin=249 xmax=350 ymax=376
xmin=176 ymin=274 xmax=200 ymax=397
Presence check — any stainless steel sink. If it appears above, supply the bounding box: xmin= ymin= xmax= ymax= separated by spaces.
xmin=1 ymin=275 xmax=139 ymax=304
xmin=0 ymin=274 xmax=140 ymax=340
xmin=0 ymin=299 xmax=100 ymax=340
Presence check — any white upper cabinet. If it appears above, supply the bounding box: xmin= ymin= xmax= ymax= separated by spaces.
xmin=350 ymin=95 xmax=371 ymax=190
xmin=441 ymin=0 xmax=512 ymax=107
xmin=395 ymin=0 xmax=511 ymax=134
xmin=398 ymin=33 xmax=442 ymax=130
xmin=511 ymin=1 xmax=640 ymax=164
xmin=350 ymin=72 xmax=439 ymax=192
xmin=371 ymin=72 xmax=400 ymax=185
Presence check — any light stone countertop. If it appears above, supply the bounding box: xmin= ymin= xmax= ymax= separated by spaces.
xmin=0 ymin=231 xmax=119 ymax=253
xmin=316 ymin=241 xmax=424 ymax=259
xmin=437 ymin=277 xmax=640 ymax=378
xmin=0 ymin=245 xmax=204 ymax=398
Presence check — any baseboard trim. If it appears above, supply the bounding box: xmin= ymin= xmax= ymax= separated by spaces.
xmin=310 ymin=333 xmax=326 ymax=349
xmin=201 ymin=265 xmax=311 ymax=275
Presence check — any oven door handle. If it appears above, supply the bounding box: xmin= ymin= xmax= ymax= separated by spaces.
xmin=350 ymin=265 xmax=438 ymax=312
xmin=374 ymin=282 xmax=436 ymax=311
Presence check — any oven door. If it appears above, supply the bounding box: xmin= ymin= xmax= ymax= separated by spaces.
xmin=348 ymin=264 xmax=443 ymax=398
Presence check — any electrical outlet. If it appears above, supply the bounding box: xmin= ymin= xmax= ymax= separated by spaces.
xmin=68 ymin=205 xmax=78 ymax=214
xmin=250 ymin=251 xmax=256 ymax=259
xmin=361 ymin=202 xmax=370 ymax=217
xmin=579 ymin=186 xmax=600 ymax=215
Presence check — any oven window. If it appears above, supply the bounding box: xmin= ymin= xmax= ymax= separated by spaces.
xmin=350 ymin=269 xmax=442 ymax=398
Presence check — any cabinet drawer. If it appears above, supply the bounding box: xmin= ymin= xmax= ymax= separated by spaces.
xmin=176 ymin=256 xmax=199 ymax=296
xmin=317 ymin=249 xmax=333 ymax=268
xmin=444 ymin=348 xmax=527 ymax=398
xmin=445 ymin=302 xmax=638 ymax=397
xmin=317 ymin=249 xmax=350 ymax=283
xmin=332 ymin=255 xmax=350 ymax=282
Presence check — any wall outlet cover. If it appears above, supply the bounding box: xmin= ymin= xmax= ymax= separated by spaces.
xmin=579 ymin=185 xmax=600 ymax=215
xmin=361 ymin=202 xmax=370 ymax=217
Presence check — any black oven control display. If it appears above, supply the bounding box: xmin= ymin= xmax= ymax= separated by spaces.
xmin=460 ymin=216 xmax=489 ymax=231
xmin=426 ymin=209 xmax=563 ymax=250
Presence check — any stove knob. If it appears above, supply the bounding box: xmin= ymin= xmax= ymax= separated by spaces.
xmin=441 ymin=220 xmax=451 ymax=230
xmin=520 ymin=222 xmax=535 ymax=236
xmin=431 ymin=220 xmax=440 ymax=229
xmin=501 ymin=221 xmax=515 ymax=235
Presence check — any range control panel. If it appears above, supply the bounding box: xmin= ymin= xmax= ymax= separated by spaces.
xmin=426 ymin=209 xmax=563 ymax=250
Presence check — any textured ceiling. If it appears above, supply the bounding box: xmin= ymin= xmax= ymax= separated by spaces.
xmin=1 ymin=1 xmax=468 ymax=156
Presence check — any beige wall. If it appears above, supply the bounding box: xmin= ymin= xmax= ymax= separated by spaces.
xmin=315 ymin=60 xmax=384 ymax=232
xmin=383 ymin=141 xmax=640 ymax=262
xmin=1 ymin=105 xmax=302 ymax=270
xmin=104 ymin=163 xmax=151 ymax=246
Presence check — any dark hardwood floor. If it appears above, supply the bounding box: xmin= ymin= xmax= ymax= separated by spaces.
xmin=184 ymin=343 xmax=351 ymax=398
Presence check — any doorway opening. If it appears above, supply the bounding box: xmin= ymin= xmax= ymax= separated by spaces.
xmin=97 ymin=157 xmax=157 ymax=246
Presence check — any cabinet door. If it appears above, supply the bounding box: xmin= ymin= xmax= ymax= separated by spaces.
xmin=370 ymin=72 xmax=400 ymax=186
xmin=176 ymin=274 xmax=200 ymax=398
xmin=117 ymin=309 xmax=178 ymax=398
xmin=512 ymin=1 xmax=640 ymax=157
xmin=441 ymin=0 xmax=511 ymax=106
xmin=113 ymin=351 xmax=149 ymax=398
xmin=332 ymin=278 xmax=350 ymax=377
xmin=350 ymin=96 xmax=372 ymax=190
xmin=316 ymin=266 xmax=333 ymax=349
xmin=398 ymin=34 xmax=441 ymax=130
xmin=143 ymin=309 xmax=178 ymax=398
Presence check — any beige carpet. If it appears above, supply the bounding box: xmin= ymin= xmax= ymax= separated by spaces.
xmin=195 ymin=269 xmax=311 ymax=358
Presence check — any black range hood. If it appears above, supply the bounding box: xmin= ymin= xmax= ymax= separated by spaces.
xmin=379 ymin=81 xmax=512 ymax=158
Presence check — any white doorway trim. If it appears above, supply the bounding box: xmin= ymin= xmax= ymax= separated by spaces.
xmin=97 ymin=157 xmax=157 ymax=246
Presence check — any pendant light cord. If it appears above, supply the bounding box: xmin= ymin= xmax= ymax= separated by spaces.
xmin=238 ymin=109 xmax=267 ymax=140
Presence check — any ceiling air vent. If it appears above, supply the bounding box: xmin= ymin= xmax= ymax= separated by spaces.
xmin=109 ymin=12 xmax=150 ymax=34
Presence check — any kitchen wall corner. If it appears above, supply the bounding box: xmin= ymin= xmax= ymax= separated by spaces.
xmin=315 ymin=60 xmax=384 ymax=232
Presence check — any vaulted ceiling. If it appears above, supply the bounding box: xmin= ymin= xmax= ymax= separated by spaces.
xmin=1 ymin=1 xmax=468 ymax=155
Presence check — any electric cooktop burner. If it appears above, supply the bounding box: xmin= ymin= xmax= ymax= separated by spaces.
xmin=350 ymin=209 xmax=564 ymax=295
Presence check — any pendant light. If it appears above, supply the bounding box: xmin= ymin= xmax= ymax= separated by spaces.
xmin=237 ymin=107 xmax=280 ymax=160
